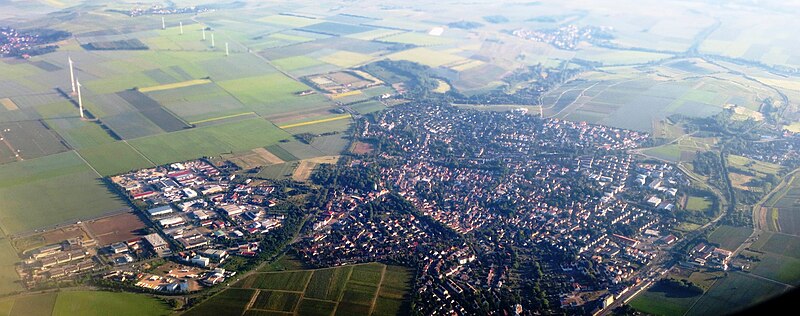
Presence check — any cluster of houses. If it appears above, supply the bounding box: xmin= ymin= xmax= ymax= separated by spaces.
xmin=511 ymin=24 xmax=612 ymax=50
xmin=688 ymin=242 xmax=733 ymax=270
xmin=632 ymin=163 xmax=687 ymax=212
xmin=18 ymin=237 xmax=97 ymax=285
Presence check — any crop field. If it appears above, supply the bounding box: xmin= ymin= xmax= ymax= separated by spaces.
xmin=138 ymin=79 xmax=212 ymax=93
xmin=685 ymin=272 xmax=788 ymax=316
xmin=0 ymin=290 xmax=170 ymax=316
xmin=630 ymin=281 xmax=702 ymax=316
xmin=277 ymin=141 xmax=327 ymax=160
xmin=256 ymin=161 xmax=299 ymax=180
xmin=749 ymin=252 xmax=800 ymax=285
xmin=217 ymin=73 xmax=330 ymax=117
xmin=387 ymin=47 xmax=466 ymax=68
xmin=184 ymin=288 xmax=256 ymax=316
xmin=378 ymin=32 xmax=453 ymax=46
xmin=761 ymin=175 xmax=800 ymax=235
xmin=707 ymin=225 xmax=751 ymax=250
xmin=298 ymin=22 xmax=374 ymax=36
xmin=129 ymin=119 xmax=290 ymax=165
xmin=44 ymin=116 xmax=116 ymax=150
xmin=84 ymin=212 xmax=147 ymax=246
xmin=0 ymin=238 xmax=22 ymax=295
xmin=0 ymin=120 xmax=69 ymax=162
xmin=0 ymin=151 xmax=126 ymax=235
xmin=271 ymin=56 xmax=328 ymax=71
xmin=116 ymin=90 xmax=189 ymax=132
xmin=188 ymin=263 xmax=411 ymax=316
xmin=727 ymin=154 xmax=783 ymax=192
xmin=311 ymin=135 xmax=351 ymax=156
xmin=78 ymin=141 xmax=154 ymax=176
xmin=318 ymin=51 xmax=375 ymax=68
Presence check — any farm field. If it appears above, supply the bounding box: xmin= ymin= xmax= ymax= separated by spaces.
xmin=0 ymin=291 xmax=170 ymax=316
xmin=727 ymin=154 xmax=783 ymax=193
xmin=187 ymin=262 xmax=412 ymax=316
xmin=128 ymin=118 xmax=291 ymax=165
xmin=760 ymin=173 xmax=800 ymax=236
xmin=629 ymin=281 xmax=702 ymax=316
xmin=707 ymin=225 xmax=751 ymax=250
xmin=84 ymin=212 xmax=147 ymax=246
xmin=0 ymin=151 xmax=126 ymax=235
xmin=0 ymin=238 xmax=21 ymax=295
xmin=77 ymin=141 xmax=154 ymax=176
xmin=685 ymin=272 xmax=788 ymax=316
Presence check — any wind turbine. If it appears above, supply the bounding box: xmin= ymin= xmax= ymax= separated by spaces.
xmin=68 ymin=56 xmax=76 ymax=95
xmin=202 ymin=28 xmax=206 ymax=41
xmin=211 ymin=33 xmax=215 ymax=48
xmin=180 ymin=22 xmax=183 ymax=35
xmin=76 ymin=79 xmax=85 ymax=119
xmin=161 ymin=16 xmax=166 ymax=30
xmin=225 ymin=42 xmax=229 ymax=56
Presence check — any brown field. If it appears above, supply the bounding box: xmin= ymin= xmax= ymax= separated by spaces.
xmin=85 ymin=212 xmax=147 ymax=246
xmin=223 ymin=148 xmax=285 ymax=169
xmin=351 ymin=141 xmax=374 ymax=155
xmin=292 ymin=156 xmax=339 ymax=181
xmin=292 ymin=161 xmax=316 ymax=182
xmin=12 ymin=225 xmax=90 ymax=253
xmin=0 ymin=98 xmax=18 ymax=110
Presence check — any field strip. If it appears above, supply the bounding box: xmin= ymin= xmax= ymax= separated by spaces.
xmin=138 ymin=79 xmax=212 ymax=93
xmin=367 ymin=264 xmax=387 ymax=315
xmin=242 ymin=289 xmax=260 ymax=314
xmin=278 ymin=114 xmax=351 ymax=129
xmin=331 ymin=90 xmax=363 ymax=99
xmin=0 ymin=98 xmax=19 ymax=110
xmin=189 ymin=112 xmax=256 ymax=125
xmin=252 ymin=148 xmax=285 ymax=165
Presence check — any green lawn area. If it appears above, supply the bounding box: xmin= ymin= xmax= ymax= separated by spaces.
xmin=0 ymin=152 xmax=126 ymax=235
xmin=707 ymin=225 xmax=751 ymax=250
xmin=387 ymin=47 xmax=465 ymax=67
xmin=685 ymin=196 xmax=713 ymax=212
xmin=642 ymin=144 xmax=682 ymax=162
xmin=129 ymin=119 xmax=291 ymax=165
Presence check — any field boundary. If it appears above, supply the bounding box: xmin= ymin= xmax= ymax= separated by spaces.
xmin=278 ymin=114 xmax=351 ymax=129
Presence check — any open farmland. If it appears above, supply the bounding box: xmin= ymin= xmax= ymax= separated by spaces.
xmin=0 ymin=290 xmax=170 ymax=316
xmin=760 ymin=173 xmax=800 ymax=236
xmin=0 ymin=151 xmax=126 ymax=235
xmin=217 ymin=73 xmax=330 ymax=117
xmin=707 ymin=225 xmax=751 ymax=250
xmin=0 ymin=120 xmax=69 ymax=163
xmin=84 ymin=212 xmax=147 ymax=246
xmin=187 ymin=263 xmax=411 ymax=316
xmin=685 ymin=272 xmax=788 ymax=316
xmin=128 ymin=118 xmax=290 ymax=165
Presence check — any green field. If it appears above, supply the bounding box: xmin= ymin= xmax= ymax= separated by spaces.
xmin=129 ymin=119 xmax=291 ymax=165
xmin=685 ymin=272 xmax=788 ymax=315
xmin=217 ymin=73 xmax=327 ymax=116
xmin=630 ymin=281 xmax=702 ymax=316
xmin=0 ymin=238 xmax=22 ymax=295
xmin=0 ymin=291 xmax=170 ymax=316
xmin=685 ymin=196 xmax=713 ymax=212
xmin=78 ymin=141 xmax=154 ymax=176
xmin=256 ymin=162 xmax=299 ymax=180
xmin=707 ymin=225 xmax=751 ymax=250
xmin=188 ymin=263 xmax=411 ymax=316
xmin=0 ymin=151 xmax=126 ymax=235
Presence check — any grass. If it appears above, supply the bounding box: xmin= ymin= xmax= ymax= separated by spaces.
xmin=9 ymin=292 xmax=57 ymax=316
xmin=630 ymin=281 xmax=701 ymax=316
xmin=750 ymin=252 xmax=800 ymax=284
xmin=138 ymin=79 xmax=212 ymax=93
xmin=256 ymin=162 xmax=299 ymax=180
xmin=78 ymin=141 xmax=154 ymax=176
xmin=318 ymin=51 xmax=375 ymax=68
xmin=129 ymin=119 xmax=291 ymax=165
xmin=297 ymin=299 xmax=336 ymax=316
xmin=217 ymin=73 xmax=323 ymax=116
xmin=387 ymin=47 xmax=466 ymax=67
xmin=707 ymin=225 xmax=751 ymax=250
xmin=379 ymin=32 xmax=454 ymax=46
xmin=259 ymin=15 xmax=320 ymax=27
xmin=0 ymin=238 xmax=21 ymax=295
xmin=0 ymin=151 xmax=126 ymax=235
xmin=305 ymin=266 xmax=352 ymax=301
xmin=685 ymin=196 xmax=713 ymax=212
xmin=271 ymin=56 xmax=327 ymax=71
xmin=686 ymin=272 xmax=787 ymax=315
xmin=52 ymin=291 xmax=171 ymax=316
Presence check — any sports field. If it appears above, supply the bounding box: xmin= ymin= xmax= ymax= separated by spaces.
xmin=185 ymin=262 xmax=412 ymax=316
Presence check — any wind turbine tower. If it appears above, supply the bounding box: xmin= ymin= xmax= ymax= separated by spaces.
xmin=202 ymin=28 xmax=206 ymax=40
xmin=179 ymin=22 xmax=183 ymax=35
xmin=161 ymin=16 xmax=166 ymax=30
xmin=76 ymin=79 xmax=85 ymax=119
xmin=225 ymin=42 xmax=229 ymax=56
xmin=68 ymin=56 xmax=76 ymax=95
xmin=211 ymin=33 xmax=215 ymax=48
